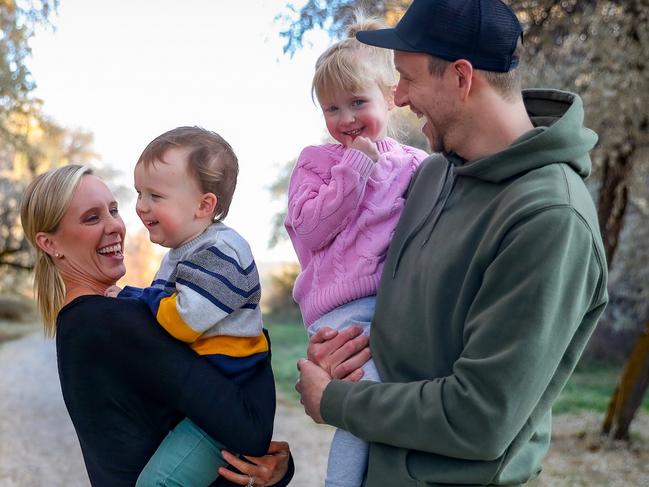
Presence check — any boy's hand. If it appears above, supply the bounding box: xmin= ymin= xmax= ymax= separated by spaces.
xmin=349 ymin=136 xmax=379 ymax=162
xmin=104 ymin=285 xmax=122 ymax=298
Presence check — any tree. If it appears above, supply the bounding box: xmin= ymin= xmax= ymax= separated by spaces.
xmin=0 ymin=1 xmax=58 ymax=148
xmin=276 ymin=0 xmax=649 ymax=439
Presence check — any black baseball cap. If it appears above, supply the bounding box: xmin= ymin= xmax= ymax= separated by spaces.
xmin=356 ymin=0 xmax=523 ymax=73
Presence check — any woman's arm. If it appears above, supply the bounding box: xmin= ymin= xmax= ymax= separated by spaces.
xmin=109 ymin=298 xmax=275 ymax=456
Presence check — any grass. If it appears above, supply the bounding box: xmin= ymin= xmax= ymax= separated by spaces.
xmin=266 ymin=318 xmax=649 ymax=415
xmin=554 ymin=361 xmax=649 ymax=414
xmin=266 ymin=320 xmax=309 ymax=401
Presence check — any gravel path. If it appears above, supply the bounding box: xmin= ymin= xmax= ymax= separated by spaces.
xmin=0 ymin=333 xmax=331 ymax=487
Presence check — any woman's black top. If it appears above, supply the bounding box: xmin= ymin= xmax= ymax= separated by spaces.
xmin=56 ymin=295 xmax=291 ymax=487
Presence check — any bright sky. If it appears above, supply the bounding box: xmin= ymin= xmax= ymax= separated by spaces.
xmin=28 ymin=0 xmax=331 ymax=262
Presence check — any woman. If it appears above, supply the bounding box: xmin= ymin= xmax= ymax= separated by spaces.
xmin=20 ymin=164 xmax=292 ymax=487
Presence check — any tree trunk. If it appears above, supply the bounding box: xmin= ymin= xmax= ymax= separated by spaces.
xmin=602 ymin=320 xmax=649 ymax=440
xmin=598 ymin=141 xmax=649 ymax=440
xmin=597 ymin=146 xmax=633 ymax=268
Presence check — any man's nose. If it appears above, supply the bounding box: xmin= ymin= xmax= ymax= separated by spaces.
xmin=394 ymin=82 xmax=408 ymax=107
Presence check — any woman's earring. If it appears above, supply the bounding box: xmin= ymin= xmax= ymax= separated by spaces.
xmin=54 ymin=252 xmax=61 ymax=258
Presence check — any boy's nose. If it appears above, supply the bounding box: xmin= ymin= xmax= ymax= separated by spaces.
xmin=136 ymin=198 xmax=148 ymax=213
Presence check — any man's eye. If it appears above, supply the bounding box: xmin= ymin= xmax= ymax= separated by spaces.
xmin=110 ymin=207 xmax=119 ymax=216
xmin=151 ymin=194 xmax=161 ymax=199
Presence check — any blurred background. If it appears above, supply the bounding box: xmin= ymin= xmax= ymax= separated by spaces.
xmin=1 ymin=1 xmax=649 ymax=485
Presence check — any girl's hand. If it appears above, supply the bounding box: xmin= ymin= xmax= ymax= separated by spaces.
xmin=104 ymin=285 xmax=122 ymax=298
xmin=307 ymin=326 xmax=370 ymax=381
xmin=218 ymin=441 xmax=291 ymax=486
xmin=349 ymin=136 xmax=379 ymax=162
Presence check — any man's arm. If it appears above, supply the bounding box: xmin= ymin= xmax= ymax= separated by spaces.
xmin=299 ymin=207 xmax=607 ymax=460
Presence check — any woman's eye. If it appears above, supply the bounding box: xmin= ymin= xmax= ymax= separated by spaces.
xmin=84 ymin=215 xmax=99 ymax=223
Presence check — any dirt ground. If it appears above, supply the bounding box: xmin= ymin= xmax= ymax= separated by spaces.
xmin=1 ymin=332 xmax=648 ymax=487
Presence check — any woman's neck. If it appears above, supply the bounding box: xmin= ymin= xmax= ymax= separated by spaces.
xmin=62 ymin=279 xmax=110 ymax=306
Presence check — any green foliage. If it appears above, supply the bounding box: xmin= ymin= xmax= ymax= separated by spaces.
xmin=277 ymin=0 xmax=412 ymax=55
xmin=0 ymin=0 xmax=58 ymax=143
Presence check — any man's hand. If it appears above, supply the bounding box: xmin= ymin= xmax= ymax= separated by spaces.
xmin=295 ymin=359 xmax=331 ymax=424
xmin=308 ymin=326 xmax=370 ymax=380
xmin=349 ymin=136 xmax=380 ymax=162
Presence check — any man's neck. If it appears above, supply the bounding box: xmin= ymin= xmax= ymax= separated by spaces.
xmin=456 ymin=92 xmax=534 ymax=163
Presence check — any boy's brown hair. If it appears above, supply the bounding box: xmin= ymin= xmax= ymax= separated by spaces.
xmin=137 ymin=126 xmax=238 ymax=221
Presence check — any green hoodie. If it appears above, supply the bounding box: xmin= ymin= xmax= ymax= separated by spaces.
xmin=321 ymin=90 xmax=608 ymax=486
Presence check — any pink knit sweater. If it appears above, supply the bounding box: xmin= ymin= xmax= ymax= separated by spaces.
xmin=285 ymin=138 xmax=427 ymax=327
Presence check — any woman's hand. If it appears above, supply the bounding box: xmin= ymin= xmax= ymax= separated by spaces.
xmin=218 ymin=441 xmax=290 ymax=486
xmin=307 ymin=326 xmax=371 ymax=380
xmin=103 ymin=285 xmax=122 ymax=298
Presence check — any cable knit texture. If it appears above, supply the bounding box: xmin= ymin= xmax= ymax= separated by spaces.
xmin=285 ymin=138 xmax=427 ymax=327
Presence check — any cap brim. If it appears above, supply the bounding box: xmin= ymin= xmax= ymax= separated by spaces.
xmin=356 ymin=28 xmax=421 ymax=53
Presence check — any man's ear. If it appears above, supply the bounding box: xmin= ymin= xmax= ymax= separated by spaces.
xmin=35 ymin=232 xmax=58 ymax=257
xmin=197 ymin=192 xmax=218 ymax=219
xmin=451 ymin=59 xmax=473 ymax=101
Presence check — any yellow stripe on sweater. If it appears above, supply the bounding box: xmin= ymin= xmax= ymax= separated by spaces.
xmin=191 ymin=333 xmax=269 ymax=357
xmin=156 ymin=294 xmax=201 ymax=343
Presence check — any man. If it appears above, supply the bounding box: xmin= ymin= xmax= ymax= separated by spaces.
xmin=296 ymin=0 xmax=609 ymax=486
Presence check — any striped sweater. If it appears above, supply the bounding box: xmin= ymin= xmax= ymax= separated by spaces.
xmin=119 ymin=222 xmax=267 ymax=381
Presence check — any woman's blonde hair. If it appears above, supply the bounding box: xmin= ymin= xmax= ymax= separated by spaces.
xmin=312 ymin=13 xmax=397 ymax=107
xmin=20 ymin=164 xmax=93 ymax=336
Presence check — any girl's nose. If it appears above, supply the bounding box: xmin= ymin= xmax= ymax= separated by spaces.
xmin=341 ymin=110 xmax=355 ymax=125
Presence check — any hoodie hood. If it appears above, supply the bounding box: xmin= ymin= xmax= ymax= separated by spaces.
xmin=451 ymin=89 xmax=598 ymax=182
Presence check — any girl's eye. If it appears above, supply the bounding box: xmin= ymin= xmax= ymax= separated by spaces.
xmin=351 ymin=99 xmax=366 ymax=107
xmin=324 ymin=106 xmax=338 ymax=113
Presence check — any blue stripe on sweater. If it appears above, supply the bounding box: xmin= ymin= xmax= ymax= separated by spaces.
xmin=176 ymin=278 xmax=233 ymax=314
xmin=206 ymin=247 xmax=256 ymax=275
xmin=152 ymin=279 xmax=174 ymax=289
xmin=178 ymin=261 xmax=261 ymax=298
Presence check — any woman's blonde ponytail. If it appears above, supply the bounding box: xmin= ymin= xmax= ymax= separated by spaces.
xmin=20 ymin=165 xmax=92 ymax=335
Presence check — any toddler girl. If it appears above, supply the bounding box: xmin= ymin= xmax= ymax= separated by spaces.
xmin=284 ymin=16 xmax=428 ymax=487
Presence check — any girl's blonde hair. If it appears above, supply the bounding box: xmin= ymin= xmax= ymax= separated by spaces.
xmin=312 ymin=14 xmax=397 ymax=105
xmin=20 ymin=164 xmax=93 ymax=336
